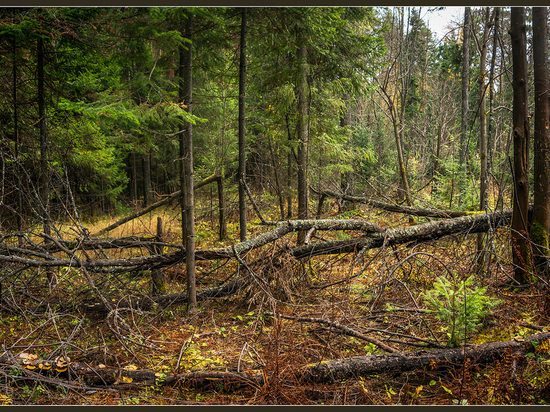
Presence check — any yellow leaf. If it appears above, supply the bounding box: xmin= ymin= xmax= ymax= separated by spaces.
xmin=415 ymin=385 xmax=423 ymax=395
xmin=122 ymin=376 xmax=133 ymax=383
xmin=125 ymin=364 xmax=138 ymax=371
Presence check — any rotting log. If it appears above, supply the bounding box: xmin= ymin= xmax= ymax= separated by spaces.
xmin=299 ymin=331 xmax=550 ymax=383
xmin=312 ymin=187 xmax=470 ymax=218
xmin=4 ymin=331 xmax=549 ymax=389
xmin=93 ymin=174 xmax=219 ymax=236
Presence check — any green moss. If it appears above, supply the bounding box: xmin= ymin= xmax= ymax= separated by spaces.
xmin=530 ymin=219 xmax=549 ymax=277
xmin=531 ymin=219 xmax=549 ymax=253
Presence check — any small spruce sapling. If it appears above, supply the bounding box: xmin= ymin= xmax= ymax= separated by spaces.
xmin=422 ymin=275 xmax=500 ymax=347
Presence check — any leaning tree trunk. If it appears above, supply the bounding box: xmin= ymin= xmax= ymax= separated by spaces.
xmin=510 ymin=7 xmax=531 ymax=284
xmin=531 ymin=6 xmax=550 ymax=277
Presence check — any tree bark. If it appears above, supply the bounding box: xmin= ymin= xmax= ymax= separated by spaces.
xmin=142 ymin=153 xmax=153 ymax=207
xmin=238 ymin=7 xmax=248 ymax=242
xmin=488 ymin=7 xmax=500 ymax=171
xmin=339 ymin=93 xmax=352 ymax=212
xmin=291 ymin=209 xmax=513 ymax=260
xmin=151 ymin=217 xmax=166 ymax=295
xmin=531 ymin=6 xmax=550 ymax=276
xmin=299 ymin=331 xmax=550 ymax=383
xmin=217 ymin=175 xmax=227 ymax=241
xmin=510 ymin=8 xmax=531 ymax=284
xmin=37 ymin=36 xmax=56 ymax=287
xmin=181 ymin=13 xmax=196 ymax=312
xmin=476 ymin=7 xmax=493 ymax=270
xmin=460 ymin=7 xmax=471 ymax=169
xmin=297 ymin=43 xmax=309 ymax=244
xmin=13 ymin=34 xmax=22 ymax=237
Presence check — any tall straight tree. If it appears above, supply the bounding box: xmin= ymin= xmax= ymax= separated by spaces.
xmin=531 ymin=6 xmax=550 ymax=276
xmin=238 ymin=7 xmax=247 ymax=243
xmin=37 ymin=35 xmax=56 ymax=286
xmin=510 ymin=7 xmax=531 ymax=284
xmin=475 ymin=7 xmax=493 ymax=269
xmin=296 ymin=36 xmax=309 ymax=245
xmin=180 ymin=13 xmax=196 ymax=312
xmin=460 ymin=7 xmax=470 ymax=169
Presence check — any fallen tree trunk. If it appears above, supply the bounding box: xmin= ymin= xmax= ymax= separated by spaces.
xmin=312 ymin=187 xmax=470 ymax=218
xmin=291 ymin=209 xmax=513 ymax=260
xmin=0 ymin=219 xmax=385 ymax=273
xmin=94 ymin=174 xmax=220 ymax=236
xmin=299 ymin=331 xmax=550 ymax=383
xmin=0 ymin=211 xmax=511 ymax=272
xmin=5 ymin=331 xmax=549 ymax=389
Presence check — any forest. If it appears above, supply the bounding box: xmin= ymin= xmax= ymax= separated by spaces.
xmin=1 ymin=6 xmax=550 ymax=405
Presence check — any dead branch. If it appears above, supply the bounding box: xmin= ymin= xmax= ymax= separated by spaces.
xmin=93 ymin=174 xmax=220 ymax=236
xmin=312 ymin=187 xmax=470 ymax=218
xmin=266 ymin=312 xmax=398 ymax=353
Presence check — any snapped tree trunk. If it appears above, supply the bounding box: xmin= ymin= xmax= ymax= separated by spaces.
xmin=531 ymin=6 xmax=550 ymax=277
xmin=510 ymin=7 xmax=531 ymax=284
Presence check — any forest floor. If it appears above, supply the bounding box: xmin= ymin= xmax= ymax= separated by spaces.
xmin=1 ymin=199 xmax=550 ymax=405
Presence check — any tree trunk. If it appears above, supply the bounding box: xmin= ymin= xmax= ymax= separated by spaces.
xmin=217 ymin=175 xmax=227 ymax=241
xmin=300 ymin=331 xmax=550 ymax=383
xmin=268 ymin=137 xmax=285 ymax=220
xmin=291 ymin=209 xmax=513 ymax=260
xmin=94 ymin=174 xmax=218 ymax=236
xmin=339 ymin=93 xmax=352 ymax=212
xmin=181 ymin=14 xmax=196 ymax=312
xmin=296 ymin=43 xmax=309 ymax=244
xmin=531 ymin=6 xmax=550 ymax=277
xmin=151 ymin=217 xmax=166 ymax=295
xmin=510 ymin=7 xmax=531 ymax=284
xmin=476 ymin=7 xmax=492 ymax=270
xmin=238 ymin=7 xmax=248 ymax=242
xmin=142 ymin=153 xmax=153 ymax=207
xmin=13 ymin=35 xmax=22 ymax=238
xmin=38 ymin=36 xmax=56 ymax=287
xmin=488 ymin=7 xmax=500 ymax=171
xmin=460 ymin=7 xmax=471 ymax=169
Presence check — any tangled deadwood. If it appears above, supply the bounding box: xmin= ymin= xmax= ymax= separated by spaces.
xmin=2 ymin=331 xmax=549 ymax=390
